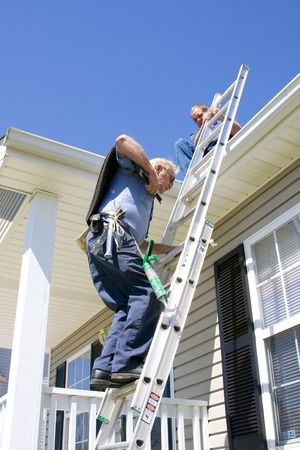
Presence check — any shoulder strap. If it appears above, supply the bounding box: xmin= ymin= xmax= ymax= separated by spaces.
xmin=86 ymin=146 xmax=119 ymax=224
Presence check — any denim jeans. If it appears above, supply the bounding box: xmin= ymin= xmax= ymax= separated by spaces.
xmin=175 ymin=137 xmax=217 ymax=176
xmin=175 ymin=138 xmax=195 ymax=176
xmin=86 ymin=227 xmax=163 ymax=373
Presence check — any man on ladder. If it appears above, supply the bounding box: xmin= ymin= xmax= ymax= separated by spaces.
xmin=175 ymin=103 xmax=241 ymax=175
xmin=85 ymin=134 xmax=178 ymax=391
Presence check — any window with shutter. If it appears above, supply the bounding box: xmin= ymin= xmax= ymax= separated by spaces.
xmin=245 ymin=205 xmax=300 ymax=447
xmin=215 ymin=246 xmax=267 ymax=450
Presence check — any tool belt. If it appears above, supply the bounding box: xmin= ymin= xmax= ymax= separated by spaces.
xmin=89 ymin=209 xmax=126 ymax=259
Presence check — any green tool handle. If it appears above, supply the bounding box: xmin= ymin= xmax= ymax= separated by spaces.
xmin=143 ymin=241 xmax=167 ymax=302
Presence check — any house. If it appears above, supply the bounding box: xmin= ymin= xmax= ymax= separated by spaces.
xmin=0 ymin=73 xmax=299 ymax=450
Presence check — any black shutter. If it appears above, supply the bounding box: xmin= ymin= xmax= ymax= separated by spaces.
xmin=215 ymin=245 xmax=267 ymax=450
xmin=90 ymin=340 xmax=103 ymax=435
xmin=90 ymin=340 xmax=103 ymax=373
xmin=55 ymin=362 xmax=66 ymax=450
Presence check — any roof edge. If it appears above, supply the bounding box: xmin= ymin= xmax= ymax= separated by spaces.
xmin=3 ymin=128 xmax=104 ymax=174
xmin=228 ymin=73 xmax=300 ymax=153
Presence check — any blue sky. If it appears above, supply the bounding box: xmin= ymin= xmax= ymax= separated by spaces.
xmin=1 ymin=0 xmax=299 ymax=169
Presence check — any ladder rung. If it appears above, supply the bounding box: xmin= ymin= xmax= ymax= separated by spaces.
xmin=180 ymin=177 xmax=205 ymax=205
xmin=170 ymin=207 xmax=195 ymax=232
xmin=204 ymin=101 xmax=229 ymax=127
xmin=156 ymin=243 xmax=183 ymax=266
xmin=109 ymin=380 xmax=137 ymax=400
xmin=189 ymin=151 xmax=212 ymax=178
xmin=97 ymin=442 xmax=130 ymax=450
xmin=217 ymin=79 xmax=236 ymax=104
xmin=192 ymin=122 xmax=221 ymax=156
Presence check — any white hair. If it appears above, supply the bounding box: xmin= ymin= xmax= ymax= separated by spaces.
xmin=150 ymin=158 xmax=179 ymax=175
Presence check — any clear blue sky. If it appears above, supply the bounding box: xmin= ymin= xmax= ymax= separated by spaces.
xmin=1 ymin=0 xmax=299 ymax=168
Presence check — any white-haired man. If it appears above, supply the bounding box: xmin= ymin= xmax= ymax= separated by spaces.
xmin=86 ymin=134 xmax=178 ymax=390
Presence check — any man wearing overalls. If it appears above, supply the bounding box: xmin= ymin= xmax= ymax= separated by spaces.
xmin=86 ymin=134 xmax=177 ymax=390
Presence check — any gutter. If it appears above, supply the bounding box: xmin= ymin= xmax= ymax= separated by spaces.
xmin=3 ymin=128 xmax=104 ymax=174
xmin=227 ymin=73 xmax=300 ymax=158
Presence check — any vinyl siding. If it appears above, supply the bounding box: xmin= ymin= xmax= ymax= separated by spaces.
xmin=173 ymin=160 xmax=299 ymax=450
xmin=49 ymin=307 xmax=113 ymax=386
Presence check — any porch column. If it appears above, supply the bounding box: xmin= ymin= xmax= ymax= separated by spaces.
xmin=2 ymin=191 xmax=58 ymax=450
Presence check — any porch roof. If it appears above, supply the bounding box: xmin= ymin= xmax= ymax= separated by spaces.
xmin=0 ymin=74 xmax=299 ymax=350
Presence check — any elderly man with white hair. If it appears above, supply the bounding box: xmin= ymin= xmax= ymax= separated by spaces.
xmin=85 ymin=134 xmax=178 ymax=390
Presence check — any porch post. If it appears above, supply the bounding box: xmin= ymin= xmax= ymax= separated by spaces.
xmin=2 ymin=191 xmax=58 ymax=450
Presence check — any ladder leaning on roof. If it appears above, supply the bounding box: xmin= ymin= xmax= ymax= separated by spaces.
xmin=93 ymin=63 xmax=249 ymax=450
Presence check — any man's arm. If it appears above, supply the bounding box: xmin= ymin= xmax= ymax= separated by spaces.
xmin=229 ymin=120 xmax=241 ymax=136
xmin=116 ymin=134 xmax=159 ymax=195
xmin=193 ymin=108 xmax=241 ymax=145
xmin=205 ymin=108 xmax=241 ymax=136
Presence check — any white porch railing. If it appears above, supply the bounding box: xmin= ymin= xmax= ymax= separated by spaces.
xmin=1 ymin=388 xmax=209 ymax=450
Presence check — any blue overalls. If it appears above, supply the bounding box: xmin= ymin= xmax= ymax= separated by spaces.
xmin=86 ymin=155 xmax=163 ymax=373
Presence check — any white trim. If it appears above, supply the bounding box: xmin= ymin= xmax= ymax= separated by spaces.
xmin=244 ymin=203 xmax=300 ymax=450
xmin=261 ymin=313 xmax=300 ymax=340
xmin=66 ymin=343 xmax=91 ymax=366
xmin=277 ymin=443 xmax=300 ymax=450
xmin=245 ymin=203 xmax=300 ymax=247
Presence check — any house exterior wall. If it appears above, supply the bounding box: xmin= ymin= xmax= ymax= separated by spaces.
xmin=49 ymin=161 xmax=299 ymax=449
xmin=49 ymin=307 xmax=113 ymax=386
xmin=173 ymin=161 xmax=299 ymax=450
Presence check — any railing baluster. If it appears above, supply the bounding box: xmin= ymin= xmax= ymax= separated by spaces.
xmin=160 ymin=403 xmax=169 ymax=450
xmin=89 ymin=397 xmax=98 ymax=450
xmin=201 ymin=405 xmax=209 ymax=450
xmin=192 ymin=406 xmax=201 ymax=450
xmin=68 ymin=395 xmax=77 ymax=450
xmin=177 ymin=405 xmax=185 ymax=450
xmin=126 ymin=400 xmax=134 ymax=440
xmin=47 ymin=394 xmax=58 ymax=450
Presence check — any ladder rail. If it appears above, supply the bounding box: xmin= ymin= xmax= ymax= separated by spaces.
xmin=128 ymin=64 xmax=249 ymax=447
xmin=131 ymin=218 xmax=214 ymax=415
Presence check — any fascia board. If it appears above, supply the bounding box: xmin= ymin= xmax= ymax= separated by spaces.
xmin=3 ymin=128 xmax=104 ymax=174
xmin=228 ymin=73 xmax=300 ymax=157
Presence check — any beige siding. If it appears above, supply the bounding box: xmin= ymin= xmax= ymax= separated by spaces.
xmin=49 ymin=307 xmax=113 ymax=386
xmin=174 ymin=161 xmax=299 ymax=450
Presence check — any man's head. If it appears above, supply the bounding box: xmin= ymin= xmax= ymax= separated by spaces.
xmin=150 ymin=158 xmax=178 ymax=194
xmin=190 ymin=104 xmax=208 ymax=127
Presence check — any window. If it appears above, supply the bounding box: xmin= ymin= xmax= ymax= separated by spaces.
xmin=268 ymin=327 xmax=300 ymax=443
xmin=67 ymin=349 xmax=90 ymax=390
xmin=245 ymin=205 xmax=300 ymax=447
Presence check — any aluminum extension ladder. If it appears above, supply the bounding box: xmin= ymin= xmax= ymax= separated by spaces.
xmin=93 ymin=64 xmax=249 ymax=450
